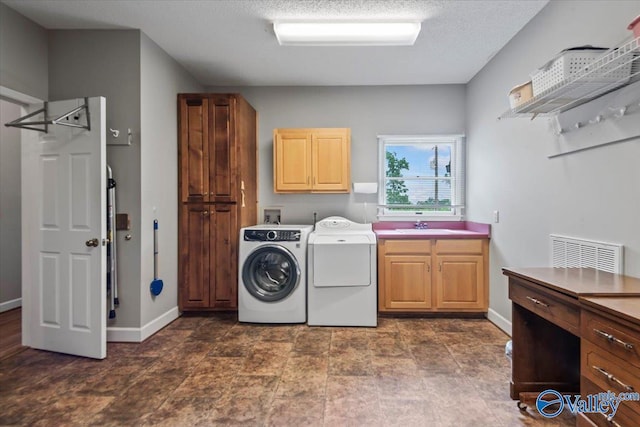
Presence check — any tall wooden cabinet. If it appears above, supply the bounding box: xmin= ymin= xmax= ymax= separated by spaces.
xmin=178 ymin=93 xmax=257 ymax=310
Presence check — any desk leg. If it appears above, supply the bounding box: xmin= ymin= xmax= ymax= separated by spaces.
xmin=510 ymin=302 xmax=580 ymax=400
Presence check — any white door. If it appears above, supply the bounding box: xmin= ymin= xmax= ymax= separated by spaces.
xmin=21 ymin=97 xmax=106 ymax=359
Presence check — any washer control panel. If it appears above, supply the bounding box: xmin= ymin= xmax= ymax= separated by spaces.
xmin=244 ymin=229 xmax=301 ymax=242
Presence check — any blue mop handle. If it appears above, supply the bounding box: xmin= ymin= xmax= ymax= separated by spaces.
xmin=153 ymin=220 xmax=158 ymax=279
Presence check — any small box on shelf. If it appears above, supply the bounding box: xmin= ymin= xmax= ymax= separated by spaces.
xmin=508 ymin=81 xmax=533 ymax=109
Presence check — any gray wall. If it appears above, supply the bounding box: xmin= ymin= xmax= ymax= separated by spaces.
xmin=0 ymin=100 xmax=22 ymax=306
xmin=139 ymin=32 xmax=203 ymax=326
xmin=49 ymin=29 xmax=143 ymax=328
xmin=0 ymin=2 xmax=48 ymax=100
xmin=208 ymin=85 xmax=466 ymax=224
xmin=466 ymin=0 xmax=640 ymax=324
xmin=49 ymin=29 xmax=204 ymax=330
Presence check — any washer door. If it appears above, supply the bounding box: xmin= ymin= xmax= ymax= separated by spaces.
xmin=242 ymin=245 xmax=301 ymax=302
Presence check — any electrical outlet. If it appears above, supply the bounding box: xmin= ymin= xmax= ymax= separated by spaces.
xmin=493 ymin=210 xmax=500 ymax=223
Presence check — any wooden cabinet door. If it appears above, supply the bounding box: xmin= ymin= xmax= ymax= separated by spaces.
xmin=209 ymin=203 xmax=238 ymax=308
xmin=179 ymin=204 xmax=210 ymax=309
xmin=312 ymin=130 xmax=350 ymax=192
xmin=435 ymin=255 xmax=485 ymax=310
xmin=273 ymin=130 xmax=312 ymax=191
xmin=209 ymin=95 xmax=236 ymax=202
xmin=179 ymin=96 xmax=209 ymax=203
xmin=383 ymin=255 xmax=432 ymax=310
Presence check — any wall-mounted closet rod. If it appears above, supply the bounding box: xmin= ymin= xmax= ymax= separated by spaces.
xmin=4 ymin=97 xmax=91 ymax=133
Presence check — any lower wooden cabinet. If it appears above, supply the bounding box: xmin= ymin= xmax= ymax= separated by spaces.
xmin=378 ymin=238 xmax=489 ymax=313
xmin=384 ymin=255 xmax=432 ymax=310
xmin=179 ymin=203 xmax=238 ymax=310
xmin=435 ymin=254 xmax=485 ymax=310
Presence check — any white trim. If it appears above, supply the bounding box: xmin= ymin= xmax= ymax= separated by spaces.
xmin=107 ymin=306 xmax=179 ymax=343
xmin=376 ymin=214 xmax=464 ymax=222
xmin=0 ymin=298 xmax=22 ymax=313
xmin=377 ymin=134 xmax=466 ymax=141
xmin=487 ymin=308 xmax=512 ymax=337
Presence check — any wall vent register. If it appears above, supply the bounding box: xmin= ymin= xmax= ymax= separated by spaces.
xmin=550 ymin=234 xmax=623 ymax=274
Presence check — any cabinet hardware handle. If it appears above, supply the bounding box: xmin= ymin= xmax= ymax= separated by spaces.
xmin=203 ymin=211 xmax=209 ymax=215
xmin=427 ymin=264 xmax=430 ymax=273
xmin=438 ymin=263 xmax=441 ymax=272
xmin=592 ymin=366 xmax=634 ymax=392
xmin=307 ymin=176 xmax=310 ymax=185
xmin=525 ymin=296 xmax=549 ymax=307
xmin=599 ymin=409 xmax=623 ymax=427
xmin=593 ymin=329 xmax=634 ymax=350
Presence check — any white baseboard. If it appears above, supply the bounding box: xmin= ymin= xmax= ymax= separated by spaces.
xmin=107 ymin=306 xmax=179 ymax=343
xmin=487 ymin=308 xmax=512 ymax=337
xmin=0 ymin=298 xmax=22 ymax=313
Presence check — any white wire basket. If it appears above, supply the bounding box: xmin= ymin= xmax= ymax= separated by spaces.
xmin=531 ymin=47 xmax=632 ymax=97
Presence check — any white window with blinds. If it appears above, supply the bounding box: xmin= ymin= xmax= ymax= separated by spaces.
xmin=378 ymin=135 xmax=465 ymax=220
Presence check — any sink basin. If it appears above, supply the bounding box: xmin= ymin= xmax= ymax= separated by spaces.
xmin=393 ymin=229 xmax=468 ymax=234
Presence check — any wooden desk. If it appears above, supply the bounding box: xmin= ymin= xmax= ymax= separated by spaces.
xmin=503 ymin=268 xmax=640 ymax=412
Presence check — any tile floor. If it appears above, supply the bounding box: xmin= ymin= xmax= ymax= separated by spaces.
xmin=0 ymin=314 xmax=575 ymax=426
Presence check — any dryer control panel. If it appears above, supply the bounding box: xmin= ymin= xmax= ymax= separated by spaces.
xmin=244 ymin=229 xmax=301 ymax=242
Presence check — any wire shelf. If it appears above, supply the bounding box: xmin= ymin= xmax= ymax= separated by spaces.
xmin=499 ymin=37 xmax=640 ymax=119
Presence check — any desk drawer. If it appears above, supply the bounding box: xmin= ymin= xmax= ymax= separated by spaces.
xmin=582 ymin=310 xmax=640 ymax=370
xmin=581 ymin=376 xmax=640 ymax=427
xmin=582 ymin=341 xmax=640 ymax=408
xmin=509 ymin=277 xmax=580 ymax=335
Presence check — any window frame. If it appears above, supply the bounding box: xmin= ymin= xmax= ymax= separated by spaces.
xmin=377 ymin=134 xmax=465 ymax=221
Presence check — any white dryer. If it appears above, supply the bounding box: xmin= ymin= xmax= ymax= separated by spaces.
xmin=307 ymin=216 xmax=377 ymax=327
xmin=238 ymin=224 xmax=313 ymax=323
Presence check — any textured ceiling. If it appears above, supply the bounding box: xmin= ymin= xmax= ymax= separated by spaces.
xmin=2 ymin=0 xmax=549 ymax=86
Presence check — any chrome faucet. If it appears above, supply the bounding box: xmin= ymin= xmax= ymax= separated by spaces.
xmin=414 ymin=221 xmax=428 ymax=229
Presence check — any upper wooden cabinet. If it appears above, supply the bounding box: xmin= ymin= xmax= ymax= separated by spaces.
xmin=273 ymin=128 xmax=351 ymax=193
xmin=179 ymin=94 xmax=257 ymax=212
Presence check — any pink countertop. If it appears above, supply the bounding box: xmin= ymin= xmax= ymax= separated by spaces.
xmin=373 ymin=221 xmax=490 ymax=240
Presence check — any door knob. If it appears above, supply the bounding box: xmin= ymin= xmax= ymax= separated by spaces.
xmin=85 ymin=238 xmax=99 ymax=247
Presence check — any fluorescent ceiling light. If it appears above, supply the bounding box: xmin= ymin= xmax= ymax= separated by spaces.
xmin=273 ymin=22 xmax=421 ymax=46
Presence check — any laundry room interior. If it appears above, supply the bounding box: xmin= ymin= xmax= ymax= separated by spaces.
xmin=1 ymin=1 xmax=640 ymax=426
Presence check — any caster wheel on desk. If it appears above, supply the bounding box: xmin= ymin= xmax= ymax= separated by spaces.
xmin=517 ymin=401 xmax=527 ymax=411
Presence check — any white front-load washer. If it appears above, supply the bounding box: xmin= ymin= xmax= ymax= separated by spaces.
xmin=238 ymin=224 xmax=313 ymax=323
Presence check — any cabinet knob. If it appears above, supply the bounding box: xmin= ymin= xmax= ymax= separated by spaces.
xmin=202 ymin=211 xmax=209 ymax=215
